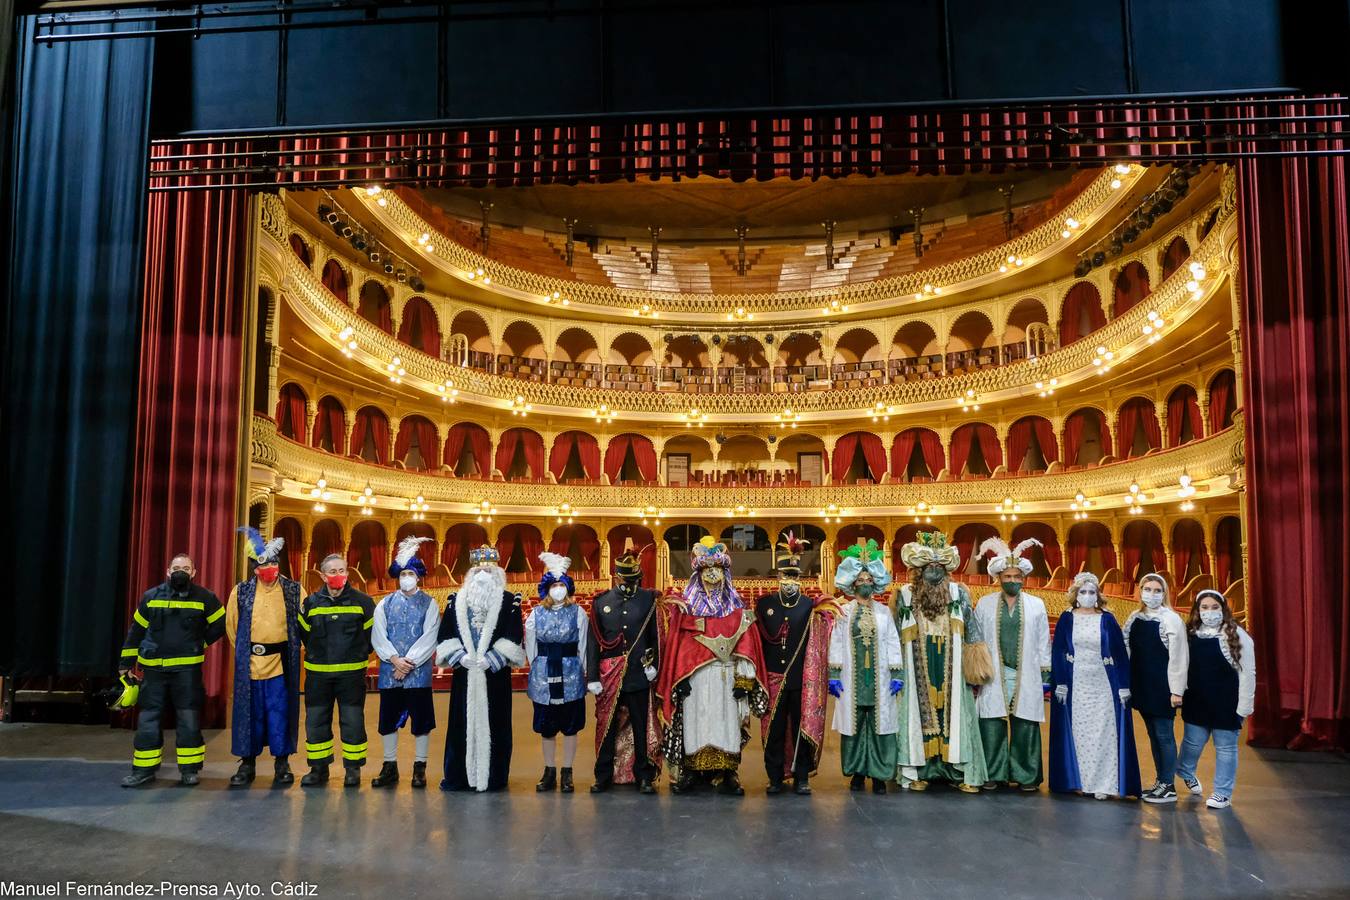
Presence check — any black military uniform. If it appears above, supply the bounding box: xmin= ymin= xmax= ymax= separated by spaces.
xmin=119 ymin=579 xmax=226 ymax=787
xmin=586 ymin=559 xmax=660 ymax=793
xmin=298 ymin=581 xmax=376 ymax=787
xmin=758 ymin=586 xmax=815 ymax=789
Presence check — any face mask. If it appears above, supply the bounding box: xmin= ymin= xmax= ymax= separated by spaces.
xmin=548 ymin=584 xmax=569 ymax=602
xmin=399 ymin=573 xmax=419 ymax=594
xmin=1199 ymin=609 xmax=1224 ymax=628
xmin=780 ymin=580 xmax=800 ymax=596
xmin=324 ymin=573 xmax=348 ymax=592
xmin=1077 ymin=589 xmax=1099 ymax=608
xmin=1141 ymin=586 xmax=1165 ymax=609
xmin=854 ymin=581 xmax=875 ymax=598
xmin=256 ymin=564 xmax=279 ymax=585
xmin=922 ymin=565 xmax=946 ymax=585
xmin=1001 ymin=581 xmax=1022 ymax=597
xmin=169 ymin=571 xmax=192 ymax=593
xmin=702 ymin=568 xmax=724 ymax=586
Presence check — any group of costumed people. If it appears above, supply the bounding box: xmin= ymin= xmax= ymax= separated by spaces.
xmin=116 ymin=526 xmax=1255 ymax=809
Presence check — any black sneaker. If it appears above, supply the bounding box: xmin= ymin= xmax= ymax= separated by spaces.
xmin=1142 ymin=782 xmax=1178 ymax=804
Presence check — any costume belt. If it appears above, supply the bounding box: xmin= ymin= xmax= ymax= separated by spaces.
xmin=251 ymin=641 xmax=289 ymax=657
xmin=539 ymin=640 xmax=578 ymax=661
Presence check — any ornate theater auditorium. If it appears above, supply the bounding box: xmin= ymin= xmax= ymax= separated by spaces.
xmin=249 ymin=160 xmax=1243 ymax=624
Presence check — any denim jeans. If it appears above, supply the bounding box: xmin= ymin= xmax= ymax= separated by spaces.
xmin=1141 ymin=713 xmax=1179 ymax=784
xmin=1176 ymin=721 xmax=1240 ymax=798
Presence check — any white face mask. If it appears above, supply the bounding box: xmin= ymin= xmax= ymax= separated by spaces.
xmin=548 ymin=584 xmax=569 ymax=602
xmin=1199 ymin=609 xmax=1224 ymax=628
xmin=399 ymin=573 xmax=418 ymax=594
xmin=1141 ymin=586 xmax=1165 ymax=609
xmin=1077 ymin=587 xmax=1099 ymax=608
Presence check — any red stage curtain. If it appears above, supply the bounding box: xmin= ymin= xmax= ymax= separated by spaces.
xmin=1033 ymin=417 xmax=1058 ymax=465
xmin=918 ymin=429 xmax=944 ymax=477
xmin=1167 ymin=387 xmax=1204 ymax=447
xmin=398 ymin=297 xmax=441 ymax=358
xmin=129 ymin=147 xmax=250 ymax=727
xmin=275 ymin=384 xmax=307 ymax=443
xmin=890 ymin=429 xmax=918 ymax=479
xmin=1058 ymin=281 xmax=1105 ymax=347
xmin=831 ymin=433 xmax=860 ymax=482
xmin=1238 ymin=106 xmax=1350 ymax=750
xmin=1113 ymin=261 xmax=1150 ymax=316
xmin=1209 ymin=369 xmax=1236 ymax=433
xmin=313 ymin=398 xmax=345 ymax=454
xmin=321 ymin=259 xmax=348 ymax=304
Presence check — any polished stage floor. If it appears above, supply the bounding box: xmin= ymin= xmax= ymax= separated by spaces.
xmin=2 ymin=694 xmax=1347 ymax=899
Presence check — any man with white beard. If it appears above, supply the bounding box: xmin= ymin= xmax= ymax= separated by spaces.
xmin=435 ymin=545 xmax=526 ymax=791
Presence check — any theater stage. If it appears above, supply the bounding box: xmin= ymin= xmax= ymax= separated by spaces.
xmin=2 ymin=697 xmax=1347 ymax=899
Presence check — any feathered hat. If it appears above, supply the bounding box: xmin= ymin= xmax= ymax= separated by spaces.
xmin=389 ymin=535 xmax=432 ymax=579
xmin=614 ymin=548 xmax=645 ymax=580
xmin=775 ymin=531 xmax=810 ymax=577
xmin=835 ymin=538 xmax=892 ymax=593
xmin=979 ymin=536 xmax=1043 ymax=578
xmin=537 ymin=552 xmax=575 ymax=599
xmin=900 ymin=530 xmax=960 ymax=573
xmin=691 ymin=535 xmax=733 ymax=572
xmin=238 ymin=526 xmax=284 ymax=567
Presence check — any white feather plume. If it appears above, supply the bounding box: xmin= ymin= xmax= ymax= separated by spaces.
xmin=395 ymin=535 xmax=432 ymax=567
xmin=260 ymin=537 xmax=285 ymax=564
xmin=977 ymin=536 xmax=1011 ymax=562
xmin=1011 ymin=537 xmax=1044 ymax=557
xmin=538 ymin=552 xmax=571 ymax=577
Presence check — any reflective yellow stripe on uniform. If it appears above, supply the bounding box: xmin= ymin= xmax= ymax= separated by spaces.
xmin=303 ymin=660 xmax=369 ymax=673
xmin=308 ymin=606 xmax=366 ymax=616
xmin=147 ymin=600 xmax=206 ymax=610
xmin=341 ymin=742 xmax=368 ymax=760
xmin=305 ymin=740 xmax=334 ymax=760
xmin=133 ymin=748 xmax=162 ymax=766
xmin=298 ymin=614 xmax=310 ymax=631
xmin=138 ymin=654 xmax=206 ymax=667
xmin=176 ymin=745 xmax=206 ymax=763
xmin=120 ymin=647 xmax=139 ymax=658
xmin=206 ymin=607 xmax=225 ymax=623
xmin=363 ymin=618 xmax=374 ymax=629
xmin=133 ymin=610 xmax=150 ymax=628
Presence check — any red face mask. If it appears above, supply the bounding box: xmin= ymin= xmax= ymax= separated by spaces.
xmin=324 ymin=573 xmax=348 ymax=591
xmin=256 ymin=564 xmax=279 ymax=585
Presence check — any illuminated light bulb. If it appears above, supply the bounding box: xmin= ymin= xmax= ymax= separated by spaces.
xmin=1110 ymin=178 xmax=1122 ymax=189
xmin=999 ymin=264 xmax=1008 ymax=273
xmin=1114 ymin=164 xmax=1129 ymax=175
xmin=1066 ymin=217 xmax=1080 ymax=229
xmin=1061 ymin=229 xmax=1071 ymax=239
xmin=1186 ymin=280 xmax=1199 ymax=293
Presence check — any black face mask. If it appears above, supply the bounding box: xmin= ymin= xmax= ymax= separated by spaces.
xmin=169 ymin=571 xmax=192 ymax=593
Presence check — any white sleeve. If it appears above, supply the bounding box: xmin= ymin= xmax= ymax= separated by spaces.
xmin=1165 ymin=610 xmax=1190 ymax=696
xmin=404 ymin=597 xmax=443 ymax=667
xmin=575 ymin=605 xmax=589 ymax=667
xmin=1237 ymin=628 xmax=1256 ymax=718
xmin=828 ymin=607 xmax=848 ymax=670
xmin=524 ymin=608 xmax=538 ymax=664
xmin=1037 ymin=603 xmax=1052 ymax=672
xmin=880 ymin=605 xmax=903 ymax=675
xmin=370 ymin=599 xmax=397 ymax=662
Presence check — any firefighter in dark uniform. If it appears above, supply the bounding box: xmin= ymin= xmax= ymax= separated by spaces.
xmin=586 ymin=551 xmax=661 ymax=794
xmin=119 ymin=553 xmax=226 ymax=787
xmin=299 ymin=553 xmax=376 ymax=788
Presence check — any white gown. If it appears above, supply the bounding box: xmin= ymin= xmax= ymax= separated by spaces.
xmin=1070 ymin=613 xmax=1119 ymax=796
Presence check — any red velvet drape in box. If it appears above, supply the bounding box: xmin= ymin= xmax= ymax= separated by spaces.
xmin=398 ymin=296 xmax=441 ymax=358
xmin=1067 ymin=523 xmax=1115 ymax=576
xmin=1112 ymin=260 xmax=1150 ymax=316
xmin=831 ymin=433 xmax=859 ymax=482
xmin=1116 ymin=397 xmax=1161 ymax=457
xmin=393 ymin=416 xmax=438 ymax=470
xmin=495 ymin=428 xmax=544 ymax=480
xmin=1008 ymin=417 xmax=1055 ymax=472
xmin=1161 ymin=235 xmax=1190 ymax=280
xmin=276 ymin=383 xmax=307 ymax=443
xmin=550 ymin=431 xmax=602 ymax=481
xmin=1122 ymin=522 xmax=1165 ymax=582
xmin=1209 ymin=369 xmax=1236 ymax=433
xmin=918 ymin=429 xmax=944 ymax=477
xmin=442 ymin=523 xmax=487 ymax=578
xmin=604 ymin=434 xmax=656 ymax=482
xmin=321 ymin=258 xmax=348 ymax=304
xmin=950 ymin=423 xmax=1000 ymax=474
xmin=443 ymin=422 xmax=490 ymax=475
xmin=1010 ymin=522 xmax=1062 ymax=574
xmin=313 ymin=397 xmax=346 ymax=455
xmin=274 ymin=517 xmax=304 ymax=581
xmin=1058 ymin=281 xmax=1105 ymax=346
xmin=1238 ymin=103 xmax=1350 ymax=750
xmin=352 ymin=406 xmax=389 ymax=464
xmin=1167 ymin=387 xmax=1204 ymax=447
xmin=1171 ymin=519 xmax=1210 ymax=584
xmin=890 ymin=430 xmax=918 ymax=479
xmin=833 ymin=432 xmax=885 ymax=482
xmin=128 ymin=143 xmax=251 ymax=728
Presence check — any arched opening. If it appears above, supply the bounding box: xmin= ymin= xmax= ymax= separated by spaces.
xmin=496 ymin=523 xmax=545 ymax=580
xmin=274 ymin=516 xmax=304 ymax=581
xmin=550 ymin=430 xmax=602 ymax=482
xmin=1007 ymin=415 xmax=1057 ymax=473
xmin=776 ymin=331 xmax=826 ymax=388
xmin=836 ymin=524 xmax=885 ymax=556
xmin=351 ymin=405 xmax=391 ymax=464
xmin=778 ymin=432 xmax=827 ymax=485
xmin=442 ymin=422 xmax=491 ymax=477
xmin=1010 ymin=522 xmax=1062 ymax=578
xmin=662 ymin=334 xmax=711 ymax=392
xmin=664 ymin=524 xmax=710 ymax=580
xmin=774 ymin=524 xmax=827 ymax=577
xmin=252 ymin=288 xmax=274 ymax=414
xmin=548 ymin=524 xmax=601 ymax=576
xmin=608 ymin=524 xmax=656 ymax=587
xmin=719 ymin=524 xmax=772 ymax=577
xmin=348 ymin=520 xmax=388 ymax=583
xmin=1002 ymin=298 xmax=1049 ymax=364
xmin=892 ymin=524 xmax=923 ymax=575
xmin=398 ymin=297 xmax=441 ymax=357
xmin=553 ymin=327 xmax=601 ymax=387
xmin=713 ymin=434 xmax=771 ymax=485
xmin=1122 ymin=520 xmax=1166 ymax=583
xmin=442 ymin=523 xmax=489 ymax=580
xmin=394 ymin=522 xmax=438 ymax=579
xmin=495 ymin=427 xmax=545 ymax=481
xmin=450 ymin=310 xmax=492 ymax=370
xmin=1063 ymin=407 xmax=1109 ymax=467
xmin=719 ymin=335 xmax=771 ymax=392
xmin=1166 ymin=385 xmax=1203 ymax=447
xmin=945 ymin=311 xmax=996 ymax=374
xmin=393 ymin=415 xmax=438 ymax=471
xmin=1208 ymin=369 xmax=1237 ymax=432
xmin=275 ymin=382 xmax=308 ymax=442
xmin=1115 ymin=396 xmax=1162 ymax=458
xmin=662 ymin=434 xmax=713 ymax=485
xmin=312 ymin=396 xmax=346 ymax=454
xmin=500 ymin=320 xmax=546 ymax=381
xmin=606 ymin=332 xmax=656 ymax=392
xmin=950 ymin=422 xmax=1002 ymax=477
xmin=288 ymin=233 xmax=312 ymax=268
xmin=321 ymin=258 xmax=349 ymax=304
xmin=1214 ymin=516 xmax=1243 ymax=590
xmin=604 ymin=433 xmax=657 ymax=484
xmin=833 ymin=328 xmax=884 ymax=387
xmin=890 ymin=428 xmax=944 ymax=482
xmin=953 ymin=522 xmax=1000 ymax=575
xmin=1066 ymin=521 xmax=1116 ymax=578
xmin=358 ymin=280 xmax=392 ymax=333
xmin=1161 ymin=235 xmax=1190 ymax=280
xmin=831 ymin=431 xmax=886 ymax=484
xmin=1112 ymin=261 xmax=1150 ymax=317
xmin=1171 ymin=519 xmax=1211 ymax=585
xmin=308 ymin=519 xmax=343 ymax=573
xmin=1058 ymin=281 xmax=1106 ymax=347
xmin=890 ymin=321 xmax=941 ymax=380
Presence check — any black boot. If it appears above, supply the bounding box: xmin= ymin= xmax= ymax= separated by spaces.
xmin=179 ymin=769 xmax=200 ymax=787
xmin=272 ymin=756 xmax=294 ymax=787
xmin=638 ymin=778 xmax=656 ymax=795
xmin=718 ymin=771 xmax=745 ymax=796
xmin=229 ymin=757 xmax=256 ymax=787
xmin=560 ymin=768 xmax=574 ymax=794
xmin=872 ymin=778 xmax=888 ymax=795
xmin=121 ymin=769 xmax=156 ymax=788
xmin=794 ymin=777 xmax=812 ymax=796
xmin=590 ymin=777 xmax=612 ymax=794
xmin=766 ymin=780 xmax=784 ymax=795
xmin=371 ymin=761 xmax=399 ymax=788
xmin=850 ymin=774 xmax=865 ymax=792
xmin=301 ymin=764 xmax=329 ymax=787
xmin=670 ymin=772 xmax=694 ymax=794
xmin=411 ymin=761 xmax=427 ymax=789
xmin=343 ymin=765 xmax=361 ymax=788
xmin=536 ymin=766 xmax=557 ymax=792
